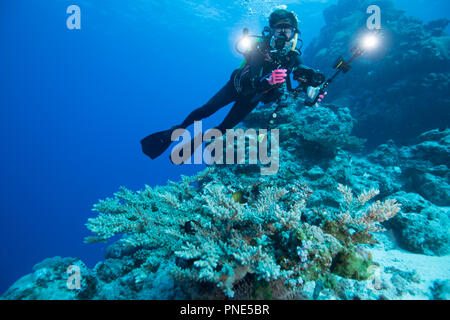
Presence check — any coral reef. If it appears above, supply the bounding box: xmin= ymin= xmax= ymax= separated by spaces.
xmin=1 ymin=0 xmax=448 ymax=301
xmin=303 ymin=0 xmax=450 ymax=147
xmin=1 ymin=257 xmax=96 ymax=300
xmin=368 ymin=128 xmax=450 ymax=255
xmin=2 ymin=93 xmax=448 ymax=300
xmin=82 ymin=177 xmax=394 ymax=299
xmin=385 ymin=192 xmax=449 ymax=256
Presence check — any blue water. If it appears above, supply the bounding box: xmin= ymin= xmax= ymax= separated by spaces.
xmin=0 ymin=0 xmax=448 ymax=294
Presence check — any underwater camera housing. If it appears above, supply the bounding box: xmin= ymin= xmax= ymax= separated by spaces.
xmin=303 ymin=30 xmax=382 ymax=107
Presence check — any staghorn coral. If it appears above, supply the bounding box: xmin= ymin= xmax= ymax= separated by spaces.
xmin=84 ymin=167 xmax=402 ymax=299
xmin=323 ymin=184 xmax=401 ymax=245
xmin=336 ymin=184 xmax=401 ymax=233
xmin=86 ymin=175 xmax=321 ymax=298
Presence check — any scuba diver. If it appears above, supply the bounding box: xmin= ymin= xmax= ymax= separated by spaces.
xmin=141 ymin=9 xmax=326 ymax=161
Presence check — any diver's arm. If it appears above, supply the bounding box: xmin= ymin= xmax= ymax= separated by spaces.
xmin=247 ymin=50 xmax=269 ymax=89
xmin=236 ymin=51 xmax=274 ymax=94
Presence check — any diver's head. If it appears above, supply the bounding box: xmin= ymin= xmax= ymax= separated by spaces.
xmin=268 ymin=9 xmax=299 ymax=54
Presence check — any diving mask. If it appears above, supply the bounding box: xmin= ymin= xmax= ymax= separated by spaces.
xmin=270 ymin=33 xmax=296 ymax=55
xmin=273 ymin=24 xmax=295 ymax=40
xmin=270 ymin=23 xmax=296 ymax=55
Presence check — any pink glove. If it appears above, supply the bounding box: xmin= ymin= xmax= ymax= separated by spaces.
xmin=318 ymin=92 xmax=327 ymax=102
xmin=267 ymin=69 xmax=287 ymax=85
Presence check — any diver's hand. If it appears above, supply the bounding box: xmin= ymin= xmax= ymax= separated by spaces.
xmin=307 ymin=86 xmax=327 ymax=107
xmin=267 ymin=69 xmax=287 ymax=85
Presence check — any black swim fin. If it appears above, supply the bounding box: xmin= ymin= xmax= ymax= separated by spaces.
xmin=140 ymin=128 xmax=175 ymax=160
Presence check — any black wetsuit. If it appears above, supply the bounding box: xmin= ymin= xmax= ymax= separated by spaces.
xmin=140 ymin=39 xmax=325 ymax=160
xmin=179 ymin=40 xmax=325 ymax=132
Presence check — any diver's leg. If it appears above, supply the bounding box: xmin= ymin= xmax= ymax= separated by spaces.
xmin=171 ymin=96 xmax=259 ymax=163
xmin=201 ymin=97 xmax=260 ymax=160
xmin=214 ymin=96 xmax=259 ymax=133
xmin=180 ymin=80 xmax=238 ymax=128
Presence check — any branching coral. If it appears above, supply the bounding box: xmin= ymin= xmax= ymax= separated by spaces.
xmin=85 ymin=171 xmax=320 ymax=298
xmin=336 ymin=184 xmax=401 ymax=233
xmin=324 ymin=184 xmax=401 ymax=245
xmin=85 ymin=170 xmax=401 ymax=299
